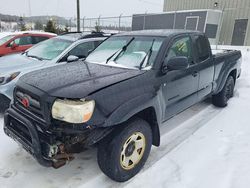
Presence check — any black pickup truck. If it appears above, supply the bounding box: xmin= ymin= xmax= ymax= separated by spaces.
xmin=4 ymin=30 xmax=241 ymax=182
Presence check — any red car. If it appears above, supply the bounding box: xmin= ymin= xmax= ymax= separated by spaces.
xmin=0 ymin=32 xmax=56 ymax=57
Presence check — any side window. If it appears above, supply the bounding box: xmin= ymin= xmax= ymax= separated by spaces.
xmin=68 ymin=42 xmax=95 ymax=59
xmin=166 ymin=36 xmax=192 ymax=63
xmin=14 ymin=36 xmax=32 ymax=46
xmin=195 ymin=35 xmax=210 ymax=62
xmin=94 ymin=40 xmax=103 ymax=47
xmin=32 ymin=36 xmax=49 ymax=44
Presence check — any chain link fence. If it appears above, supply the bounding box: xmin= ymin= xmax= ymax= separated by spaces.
xmin=1 ymin=8 xmax=250 ymax=46
xmin=63 ymin=15 xmax=134 ymax=33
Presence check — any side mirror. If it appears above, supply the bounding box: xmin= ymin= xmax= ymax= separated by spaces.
xmin=67 ymin=55 xmax=79 ymax=63
xmin=162 ymin=56 xmax=189 ymax=73
xmin=10 ymin=42 xmax=18 ymax=49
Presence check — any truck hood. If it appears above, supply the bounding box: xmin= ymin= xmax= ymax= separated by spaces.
xmin=19 ymin=62 xmax=145 ymax=98
xmin=0 ymin=53 xmax=47 ymax=74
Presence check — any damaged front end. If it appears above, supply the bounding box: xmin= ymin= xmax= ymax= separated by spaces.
xmin=4 ymin=106 xmax=110 ymax=169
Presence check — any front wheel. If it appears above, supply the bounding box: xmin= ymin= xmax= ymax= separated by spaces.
xmin=212 ymin=75 xmax=235 ymax=107
xmin=97 ymin=118 xmax=152 ymax=182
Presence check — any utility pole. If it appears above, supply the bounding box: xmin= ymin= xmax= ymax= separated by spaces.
xmin=28 ymin=0 xmax=32 ymax=17
xmin=77 ymin=0 xmax=80 ymax=32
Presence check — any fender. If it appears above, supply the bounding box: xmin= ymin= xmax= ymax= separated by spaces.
xmin=103 ymin=92 xmax=162 ymax=146
xmin=213 ymin=62 xmax=237 ymax=95
xmin=103 ymin=92 xmax=162 ymax=126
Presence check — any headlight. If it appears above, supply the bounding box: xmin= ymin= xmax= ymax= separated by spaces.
xmin=52 ymin=99 xmax=95 ymax=124
xmin=0 ymin=72 xmax=20 ymax=85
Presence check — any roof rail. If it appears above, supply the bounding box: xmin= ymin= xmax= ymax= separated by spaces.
xmin=60 ymin=31 xmax=83 ymax=36
xmin=80 ymin=31 xmax=115 ymax=39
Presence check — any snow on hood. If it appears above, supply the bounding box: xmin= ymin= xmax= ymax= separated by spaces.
xmin=19 ymin=61 xmax=145 ymax=98
xmin=0 ymin=53 xmax=47 ymax=75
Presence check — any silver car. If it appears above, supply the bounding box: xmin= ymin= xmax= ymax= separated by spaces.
xmin=0 ymin=32 xmax=106 ymax=111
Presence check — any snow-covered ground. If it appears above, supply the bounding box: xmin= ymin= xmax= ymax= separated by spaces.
xmin=0 ymin=47 xmax=250 ymax=188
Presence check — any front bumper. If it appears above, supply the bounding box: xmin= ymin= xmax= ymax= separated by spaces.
xmin=4 ymin=107 xmax=53 ymax=167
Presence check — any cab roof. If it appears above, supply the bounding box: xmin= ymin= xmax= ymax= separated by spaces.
xmin=116 ymin=29 xmax=201 ymax=38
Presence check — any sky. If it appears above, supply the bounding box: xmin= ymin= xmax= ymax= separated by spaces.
xmin=0 ymin=0 xmax=164 ymax=18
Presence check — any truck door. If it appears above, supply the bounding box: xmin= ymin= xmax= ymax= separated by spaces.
xmin=162 ymin=35 xmax=199 ymax=121
xmin=193 ymin=34 xmax=214 ymax=100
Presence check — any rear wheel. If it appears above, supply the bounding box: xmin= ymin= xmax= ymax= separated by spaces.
xmin=97 ymin=118 xmax=152 ymax=182
xmin=212 ymin=75 xmax=235 ymax=107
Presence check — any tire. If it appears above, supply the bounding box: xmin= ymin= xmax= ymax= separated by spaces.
xmin=212 ymin=75 xmax=235 ymax=107
xmin=97 ymin=118 xmax=152 ymax=182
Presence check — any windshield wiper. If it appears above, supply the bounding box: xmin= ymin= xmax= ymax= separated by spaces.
xmin=139 ymin=39 xmax=155 ymax=70
xmin=105 ymin=49 xmax=120 ymax=64
xmin=106 ymin=37 xmax=135 ymax=64
xmin=26 ymin=53 xmax=47 ymax=61
xmin=27 ymin=55 xmax=43 ymax=61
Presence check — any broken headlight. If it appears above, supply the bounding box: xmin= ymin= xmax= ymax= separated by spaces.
xmin=52 ymin=99 xmax=95 ymax=124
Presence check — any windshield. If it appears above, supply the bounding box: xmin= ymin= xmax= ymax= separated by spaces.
xmin=26 ymin=38 xmax=73 ymax=60
xmin=86 ymin=36 xmax=164 ymax=69
xmin=0 ymin=35 xmax=15 ymax=46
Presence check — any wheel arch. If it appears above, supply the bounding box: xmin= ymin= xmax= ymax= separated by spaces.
xmin=214 ymin=68 xmax=237 ymax=94
xmin=134 ymin=107 xmax=160 ymax=147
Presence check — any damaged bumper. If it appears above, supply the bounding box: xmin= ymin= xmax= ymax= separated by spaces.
xmin=4 ymin=107 xmax=73 ymax=168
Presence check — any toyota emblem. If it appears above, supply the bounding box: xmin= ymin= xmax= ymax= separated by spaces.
xmin=21 ymin=97 xmax=30 ymax=108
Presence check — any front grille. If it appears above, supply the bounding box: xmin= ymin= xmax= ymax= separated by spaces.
xmin=14 ymin=89 xmax=44 ymax=119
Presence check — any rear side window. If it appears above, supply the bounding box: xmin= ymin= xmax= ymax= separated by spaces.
xmin=69 ymin=41 xmax=95 ymax=59
xmin=165 ymin=36 xmax=193 ymax=63
xmin=195 ymin=35 xmax=210 ymax=62
xmin=32 ymin=36 xmax=49 ymax=44
xmin=94 ymin=40 xmax=103 ymax=48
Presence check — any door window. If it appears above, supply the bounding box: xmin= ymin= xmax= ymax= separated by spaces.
xmin=13 ymin=36 xmax=33 ymax=46
xmin=94 ymin=40 xmax=103 ymax=47
xmin=165 ymin=36 xmax=192 ymax=63
xmin=68 ymin=41 xmax=95 ymax=59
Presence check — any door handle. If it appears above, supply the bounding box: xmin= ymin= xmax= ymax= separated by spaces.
xmin=192 ymin=71 xmax=198 ymax=77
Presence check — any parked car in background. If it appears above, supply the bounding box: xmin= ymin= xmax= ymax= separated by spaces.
xmin=3 ymin=30 xmax=241 ymax=182
xmin=0 ymin=32 xmax=108 ymax=112
xmin=0 ymin=32 xmax=13 ymax=40
xmin=0 ymin=32 xmax=56 ymax=57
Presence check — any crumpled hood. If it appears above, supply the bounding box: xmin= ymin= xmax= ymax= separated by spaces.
xmin=0 ymin=53 xmax=47 ymax=74
xmin=19 ymin=62 xmax=145 ymax=98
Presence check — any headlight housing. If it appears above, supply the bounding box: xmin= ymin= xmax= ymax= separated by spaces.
xmin=52 ymin=99 xmax=95 ymax=124
xmin=0 ymin=72 xmax=20 ymax=85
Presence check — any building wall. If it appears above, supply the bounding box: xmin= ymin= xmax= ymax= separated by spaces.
xmin=164 ymin=0 xmax=250 ymax=45
xmin=132 ymin=10 xmax=222 ymax=45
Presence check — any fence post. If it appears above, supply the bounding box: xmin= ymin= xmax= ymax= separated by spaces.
xmin=82 ymin=17 xmax=85 ymax=32
xmin=216 ymin=7 xmax=225 ymax=49
xmin=143 ymin=11 xmax=147 ymax=30
xmin=98 ymin=15 xmax=101 ymax=27
xmin=173 ymin=10 xmax=177 ymax=29
xmin=69 ymin=18 xmax=72 ymax=32
xmin=118 ymin=14 xmax=123 ymax=32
